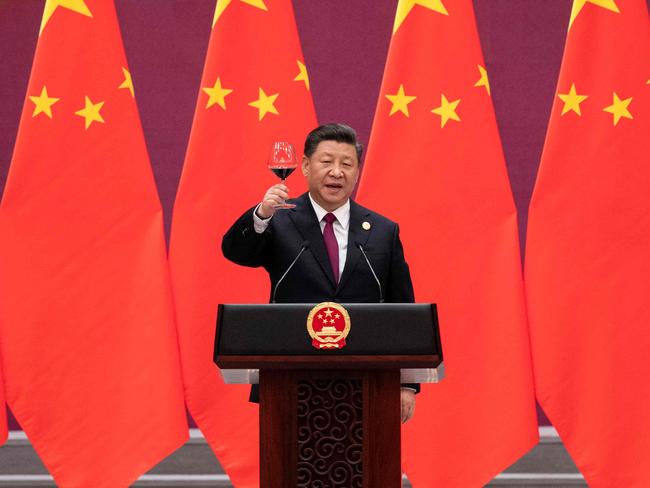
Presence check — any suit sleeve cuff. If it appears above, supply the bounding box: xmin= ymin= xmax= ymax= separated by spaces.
xmin=253 ymin=204 xmax=272 ymax=233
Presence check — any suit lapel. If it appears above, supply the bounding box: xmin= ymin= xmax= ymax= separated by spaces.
xmin=337 ymin=200 xmax=371 ymax=292
xmin=288 ymin=193 xmax=337 ymax=288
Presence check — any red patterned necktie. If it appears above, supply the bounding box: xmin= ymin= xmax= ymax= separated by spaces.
xmin=323 ymin=213 xmax=339 ymax=283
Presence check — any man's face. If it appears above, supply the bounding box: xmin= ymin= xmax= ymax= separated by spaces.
xmin=302 ymin=140 xmax=360 ymax=212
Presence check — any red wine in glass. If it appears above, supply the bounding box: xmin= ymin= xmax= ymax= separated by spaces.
xmin=268 ymin=141 xmax=298 ymax=209
xmin=270 ymin=167 xmax=296 ymax=180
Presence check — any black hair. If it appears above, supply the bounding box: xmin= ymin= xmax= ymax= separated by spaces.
xmin=303 ymin=123 xmax=363 ymax=162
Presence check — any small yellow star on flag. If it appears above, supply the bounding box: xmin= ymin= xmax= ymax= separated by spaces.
xmin=248 ymin=87 xmax=279 ymax=120
xmin=40 ymin=0 xmax=93 ymax=35
xmin=474 ymin=65 xmax=490 ymax=96
xmin=558 ymin=83 xmax=588 ymax=116
xmin=431 ymin=94 xmax=461 ymax=128
xmin=75 ymin=96 xmax=105 ymax=130
xmin=118 ymin=67 xmax=135 ymax=98
xmin=213 ymin=0 xmax=268 ymax=27
xmin=294 ymin=60 xmax=310 ymax=90
xmin=602 ymin=92 xmax=632 ymax=126
xmin=203 ymin=77 xmax=233 ymax=110
xmin=393 ymin=0 xmax=448 ymax=34
xmin=385 ymin=84 xmax=416 ymax=117
xmin=569 ymin=0 xmax=619 ymax=28
xmin=29 ymin=86 xmax=60 ymax=119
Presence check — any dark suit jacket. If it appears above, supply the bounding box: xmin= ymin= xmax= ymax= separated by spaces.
xmin=222 ymin=192 xmax=418 ymax=399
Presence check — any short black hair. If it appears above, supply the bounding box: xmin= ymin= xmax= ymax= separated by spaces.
xmin=304 ymin=123 xmax=363 ymax=162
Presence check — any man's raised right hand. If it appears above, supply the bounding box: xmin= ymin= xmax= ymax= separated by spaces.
xmin=256 ymin=183 xmax=290 ymax=219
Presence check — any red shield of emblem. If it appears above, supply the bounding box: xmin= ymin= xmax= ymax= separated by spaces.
xmin=306 ymin=302 xmax=351 ymax=349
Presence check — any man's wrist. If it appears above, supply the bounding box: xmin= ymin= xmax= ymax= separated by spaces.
xmin=252 ymin=204 xmax=272 ymax=234
xmin=254 ymin=204 xmax=271 ymax=220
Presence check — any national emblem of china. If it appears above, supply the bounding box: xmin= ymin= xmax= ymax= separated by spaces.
xmin=306 ymin=302 xmax=351 ymax=349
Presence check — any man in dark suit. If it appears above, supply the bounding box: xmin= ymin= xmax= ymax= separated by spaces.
xmin=222 ymin=123 xmax=417 ymax=422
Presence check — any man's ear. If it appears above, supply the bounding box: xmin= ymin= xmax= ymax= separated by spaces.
xmin=301 ymin=156 xmax=309 ymax=176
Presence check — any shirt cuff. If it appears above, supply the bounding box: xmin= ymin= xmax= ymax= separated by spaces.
xmin=253 ymin=204 xmax=272 ymax=233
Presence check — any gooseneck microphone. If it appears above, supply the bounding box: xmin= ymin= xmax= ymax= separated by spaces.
xmin=355 ymin=241 xmax=384 ymax=303
xmin=272 ymin=241 xmax=310 ymax=303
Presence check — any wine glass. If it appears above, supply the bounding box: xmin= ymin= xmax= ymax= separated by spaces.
xmin=268 ymin=141 xmax=298 ymax=209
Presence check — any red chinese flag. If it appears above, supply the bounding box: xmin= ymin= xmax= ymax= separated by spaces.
xmin=357 ymin=1 xmax=538 ymax=485
xmin=0 ymin=1 xmax=187 ymax=486
xmin=168 ymin=1 xmax=317 ymax=485
xmin=526 ymin=1 xmax=650 ymax=485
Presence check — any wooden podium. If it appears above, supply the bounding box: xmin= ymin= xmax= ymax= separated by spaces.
xmin=214 ymin=303 xmax=443 ymax=488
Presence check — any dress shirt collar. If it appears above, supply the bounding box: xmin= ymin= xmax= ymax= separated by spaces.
xmin=308 ymin=193 xmax=350 ymax=230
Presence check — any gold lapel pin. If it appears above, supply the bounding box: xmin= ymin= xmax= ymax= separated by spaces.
xmin=362 ymin=221 xmax=371 ymax=231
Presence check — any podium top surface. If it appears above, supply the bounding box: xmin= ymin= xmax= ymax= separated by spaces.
xmin=215 ymin=303 xmax=442 ymax=369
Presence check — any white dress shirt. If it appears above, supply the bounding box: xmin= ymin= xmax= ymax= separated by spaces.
xmin=253 ymin=194 xmax=350 ymax=278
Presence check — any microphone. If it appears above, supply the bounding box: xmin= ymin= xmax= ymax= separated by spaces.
xmin=272 ymin=241 xmax=310 ymax=303
xmin=355 ymin=241 xmax=384 ymax=303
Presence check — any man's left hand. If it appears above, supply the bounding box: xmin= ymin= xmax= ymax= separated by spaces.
xmin=400 ymin=388 xmax=416 ymax=424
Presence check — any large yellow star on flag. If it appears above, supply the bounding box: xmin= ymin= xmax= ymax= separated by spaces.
xmin=248 ymin=87 xmax=279 ymax=121
xmin=294 ymin=60 xmax=310 ymax=90
xmin=40 ymin=0 xmax=92 ymax=35
xmin=393 ymin=0 xmax=448 ymax=34
xmin=29 ymin=86 xmax=60 ymax=119
xmin=474 ymin=65 xmax=490 ymax=96
xmin=602 ymin=92 xmax=632 ymax=126
xmin=75 ymin=96 xmax=105 ymax=130
xmin=569 ymin=0 xmax=619 ymax=28
xmin=118 ymin=67 xmax=134 ymax=98
xmin=558 ymin=83 xmax=588 ymax=116
xmin=385 ymin=84 xmax=416 ymax=117
xmin=202 ymin=77 xmax=233 ymax=110
xmin=431 ymin=94 xmax=461 ymax=128
xmin=213 ymin=0 xmax=268 ymax=27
